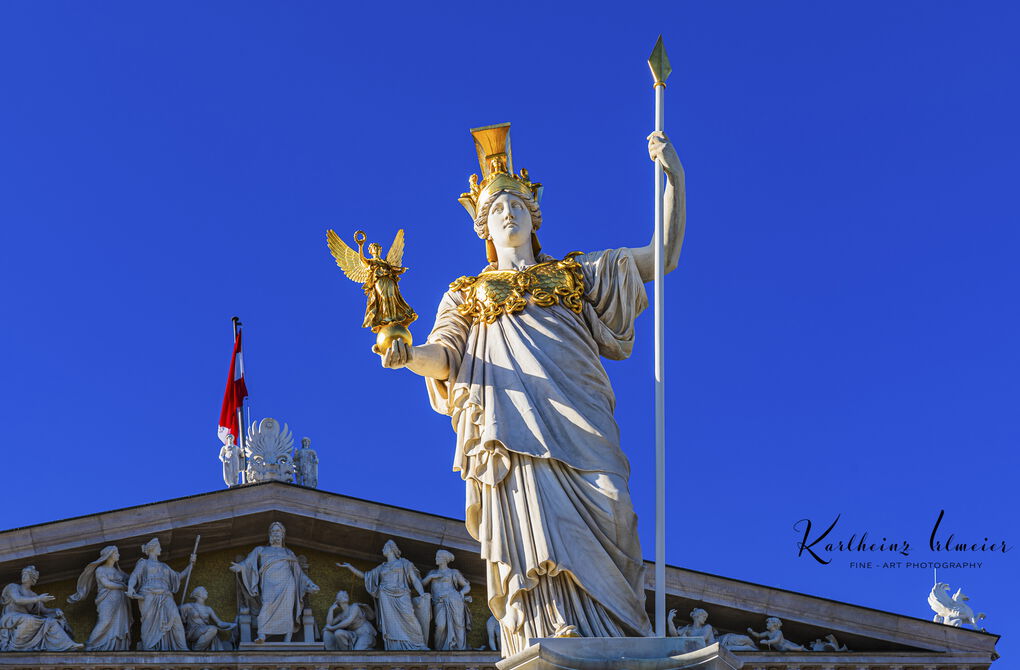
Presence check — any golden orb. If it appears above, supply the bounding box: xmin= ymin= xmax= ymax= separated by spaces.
xmin=373 ymin=324 xmax=413 ymax=354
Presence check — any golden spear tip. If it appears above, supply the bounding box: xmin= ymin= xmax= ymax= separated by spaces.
xmin=648 ymin=35 xmax=672 ymax=85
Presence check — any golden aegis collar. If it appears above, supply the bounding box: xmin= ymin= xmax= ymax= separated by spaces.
xmin=450 ymin=253 xmax=585 ymax=324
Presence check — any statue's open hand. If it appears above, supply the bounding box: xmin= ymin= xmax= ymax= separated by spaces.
xmin=647 ymin=131 xmax=682 ymax=174
xmin=229 ymin=562 xmax=242 ymax=573
xmin=36 ymin=593 xmax=55 ymax=603
xmin=379 ymin=340 xmax=413 ymax=369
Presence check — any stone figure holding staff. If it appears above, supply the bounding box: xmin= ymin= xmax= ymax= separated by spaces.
xmin=364 ymin=122 xmax=685 ymax=656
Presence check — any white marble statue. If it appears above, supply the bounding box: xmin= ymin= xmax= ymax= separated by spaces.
xmin=747 ymin=617 xmax=805 ymax=651
xmin=323 ymin=590 xmax=377 ymax=651
xmin=0 ymin=566 xmax=83 ymax=652
xmin=666 ymin=607 xmax=757 ymax=651
xmin=126 ymin=537 xmax=193 ymax=651
xmin=337 ymin=540 xmax=429 ymax=650
xmin=180 ymin=586 xmax=236 ymax=650
xmin=666 ymin=608 xmax=714 ymax=647
xmin=294 ymin=437 xmax=319 ymax=488
xmin=218 ymin=427 xmax=241 ymax=487
xmin=67 ymin=546 xmax=132 ymax=651
xmin=808 ymin=633 xmax=849 ymax=652
xmin=373 ymin=124 xmax=685 ymax=655
xmin=230 ymin=521 xmax=319 ymax=643
xmin=929 ymin=582 xmax=986 ymax=628
xmin=244 ymin=418 xmax=296 ymax=484
xmin=486 ymin=614 xmax=501 ymax=652
xmin=421 ymin=549 xmax=471 ymax=650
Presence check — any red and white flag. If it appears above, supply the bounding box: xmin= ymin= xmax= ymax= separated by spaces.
xmin=218 ymin=331 xmax=248 ymax=441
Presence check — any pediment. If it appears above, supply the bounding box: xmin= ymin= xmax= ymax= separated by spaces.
xmin=0 ymin=482 xmax=998 ymax=668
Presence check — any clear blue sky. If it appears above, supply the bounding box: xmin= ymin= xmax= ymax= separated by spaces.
xmin=1 ymin=0 xmax=1016 ymax=657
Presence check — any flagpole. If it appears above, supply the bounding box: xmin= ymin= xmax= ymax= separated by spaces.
xmin=232 ymin=316 xmax=246 ymax=484
xmin=648 ymin=35 xmax=672 ymax=638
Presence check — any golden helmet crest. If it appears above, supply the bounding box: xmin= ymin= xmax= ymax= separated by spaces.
xmin=458 ymin=123 xmax=543 ymax=220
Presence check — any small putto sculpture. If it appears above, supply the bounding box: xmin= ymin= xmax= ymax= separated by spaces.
xmin=0 ymin=566 xmax=82 ymax=651
xmin=337 ymin=539 xmax=429 ymax=650
xmin=126 ymin=537 xmax=194 ymax=651
xmin=180 ymin=586 xmax=236 ymax=650
xmin=929 ymin=582 xmax=986 ymax=629
xmin=67 ymin=546 xmax=132 ymax=651
xmin=421 ymin=549 xmax=471 ymax=650
xmin=294 ymin=437 xmax=319 ymax=488
xmin=323 ymin=590 xmax=377 ymax=651
xmin=747 ymin=616 xmax=805 ymax=651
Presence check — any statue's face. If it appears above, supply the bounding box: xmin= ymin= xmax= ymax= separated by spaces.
xmin=269 ymin=528 xmax=284 ymax=546
xmin=21 ymin=571 xmax=38 ymax=586
xmin=693 ymin=611 xmax=707 ymax=625
xmin=111 ymin=549 xmax=120 ymax=562
xmin=486 ymin=192 xmax=533 ymax=250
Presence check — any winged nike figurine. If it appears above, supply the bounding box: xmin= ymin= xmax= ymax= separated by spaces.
xmin=326 ymin=229 xmax=417 ymax=353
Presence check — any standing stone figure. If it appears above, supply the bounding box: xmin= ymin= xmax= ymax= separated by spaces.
xmin=67 ymin=546 xmax=132 ymax=651
xmin=372 ymin=124 xmax=685 ymax=655
xmin=337 ymin=540 xmax=428 ymax=650
xmin=0 ymin=566 xmax=82 ymax=651
xmin=180 ymin=586 xmax=236 ymax=650
xmin=294 ymin=437 xmax=319 ymax=488
xmin=218 ymin=428 xmax=241 ymax=487
xmin=126 ymin=538 xmax=194 ymax=651
xmin=421 ymin=549 xmax=471 ymax=650
xmin=322 ymin=590 xmax=377 ymax=651
xmin=230 ymin=521 xmax=319 ymax=643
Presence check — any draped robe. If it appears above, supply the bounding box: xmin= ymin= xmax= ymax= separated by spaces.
xmin=127 ymin=558 xmax=187 ymax=651
xmin=425 ymin=248 xmax=653 ymax=656
xmin=234 ymin=545 xmax=312 ymax=637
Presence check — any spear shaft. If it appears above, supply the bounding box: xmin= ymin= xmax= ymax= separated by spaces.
xmin=179 ymin=534 xmax=201 ymax=605
xmin=648 ymin=35 xmax=672 ymax=638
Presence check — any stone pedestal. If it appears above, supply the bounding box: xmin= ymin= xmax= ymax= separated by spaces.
xmin=496 ymin=638 xmax=741 ymax=670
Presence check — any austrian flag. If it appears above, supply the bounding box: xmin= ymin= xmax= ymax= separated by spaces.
xmin=218 ymin=331 xmax=248 ymax=441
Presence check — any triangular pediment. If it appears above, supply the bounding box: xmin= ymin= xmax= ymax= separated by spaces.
xmin=0 ymin=483 xmax=998 ymax=668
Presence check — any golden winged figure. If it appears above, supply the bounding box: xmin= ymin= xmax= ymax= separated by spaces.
xmin=326 ymin=228 xmax=418 ymax=353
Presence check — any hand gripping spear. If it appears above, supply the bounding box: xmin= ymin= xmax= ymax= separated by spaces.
xmin=648 ymin=35 xmax=671 ymax=639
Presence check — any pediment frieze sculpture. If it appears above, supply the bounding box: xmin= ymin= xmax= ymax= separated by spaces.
xmin=667 ymin=609 xmax=854 ymax=655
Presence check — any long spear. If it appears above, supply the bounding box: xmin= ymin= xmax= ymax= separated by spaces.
xmin=179 ymin=534 xmax=201 ymax=605
xmin=647 ymin=34 xmax=672 ymax=638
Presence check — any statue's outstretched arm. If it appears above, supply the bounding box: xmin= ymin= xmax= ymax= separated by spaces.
xmin=632 ymin=131 xmax=686 ymax=281
xmin=378 ymin=341 xmax=450 ymax=380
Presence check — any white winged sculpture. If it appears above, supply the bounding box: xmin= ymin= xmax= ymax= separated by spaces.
xmin=929 ymin=582 xmax=986 ymax=629
xmin=245 ymin=418 xmax=295 ymax=484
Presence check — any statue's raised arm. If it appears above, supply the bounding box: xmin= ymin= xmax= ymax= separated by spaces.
xmin=628 ymin=130 xmax=686 ymax=281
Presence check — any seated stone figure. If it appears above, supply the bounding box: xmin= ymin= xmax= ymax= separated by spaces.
xmin=0 ymin=566 xmax=83 ymax=652
xmin=747 ymin=616 xmax=806 ymax=651
xmin=180 ymin=586 xmax=236 ymax=650
xmin=323 ymin=590 xmax=377 ymax=651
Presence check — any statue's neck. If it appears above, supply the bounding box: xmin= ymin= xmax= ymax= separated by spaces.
xmin=494 ymin=244 xmax=537 ymax=270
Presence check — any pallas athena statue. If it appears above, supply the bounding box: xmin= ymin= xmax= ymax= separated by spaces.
xmin=372 ymin=123 xmax=685 ymax=655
